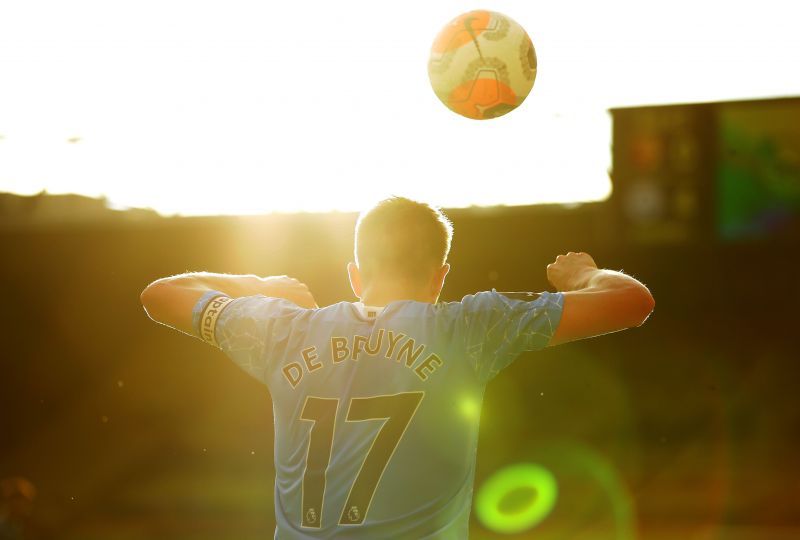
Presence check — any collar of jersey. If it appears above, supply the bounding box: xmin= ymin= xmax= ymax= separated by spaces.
xmin=351 ymin=301 xmax=387 ymax=320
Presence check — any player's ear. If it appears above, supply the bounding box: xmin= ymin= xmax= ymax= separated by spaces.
xmin=347 ymin=262 xmax=362 ymax=299
xmin=432 ymin=263 xmax=450 ymax=294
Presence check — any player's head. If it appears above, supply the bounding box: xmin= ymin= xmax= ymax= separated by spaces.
xmin=348 ymin=196 xmax=453 ymax=304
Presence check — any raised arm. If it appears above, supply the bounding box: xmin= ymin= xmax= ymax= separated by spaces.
xmin=140 ymin=272 xmax=317 ymax=336
xmin=546 ymin=252 xmax=655 ymax=347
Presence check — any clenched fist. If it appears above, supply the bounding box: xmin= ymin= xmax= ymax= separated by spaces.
xmin=260 ymin=275 xmax=319 ymax=309
xmin=546 ymin=252 xmax=599 ymax=292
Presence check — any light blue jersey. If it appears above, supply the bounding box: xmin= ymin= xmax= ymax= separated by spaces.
xmin=192 ymin=289 xmax=564 ymax=539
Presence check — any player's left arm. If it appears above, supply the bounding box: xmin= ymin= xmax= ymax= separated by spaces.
xmin=140 ymin=272 xmax=318 ymax=336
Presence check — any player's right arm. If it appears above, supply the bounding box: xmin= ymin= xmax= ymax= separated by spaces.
xmin=546 ymin=252 xmax=655 ymax=347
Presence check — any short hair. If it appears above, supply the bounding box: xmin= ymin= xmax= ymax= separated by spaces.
xmin=354 ymin=196 xmax=453 ymax=288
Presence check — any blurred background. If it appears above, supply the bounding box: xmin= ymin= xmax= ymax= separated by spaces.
xmin=2 ymin=1 xmax=799 ymax=539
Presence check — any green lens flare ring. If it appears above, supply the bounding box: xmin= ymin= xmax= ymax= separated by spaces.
xmin=475 ymin=462 xmax=558 ymax=534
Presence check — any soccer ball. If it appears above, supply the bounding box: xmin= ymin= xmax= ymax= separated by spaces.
xmin=428 ymin=10 xmax=537 ymax=120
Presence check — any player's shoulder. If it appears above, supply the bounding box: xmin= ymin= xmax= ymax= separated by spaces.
xmin=448 ymin=288 xmax=521 ymax=306
xmin=310 ymin=301 xmax=360 ymax=321
xmin=436 ymin=289 xmax=505 ymax=314
xmin=438 ymin=289 xmax=560 ymax=314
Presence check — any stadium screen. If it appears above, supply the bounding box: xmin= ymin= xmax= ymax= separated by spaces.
xmin=716 ymin=99 xmax=800 ymax=241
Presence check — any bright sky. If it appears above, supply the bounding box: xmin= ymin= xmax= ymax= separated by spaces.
xmin=1 ymin=0 xmax=799 ymax=216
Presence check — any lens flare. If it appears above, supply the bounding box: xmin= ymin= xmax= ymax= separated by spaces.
xmin=475 ymin=462 xmax=558 ymax=534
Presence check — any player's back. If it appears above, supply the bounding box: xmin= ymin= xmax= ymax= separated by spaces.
xmin=265 ymin=291 xmax=563 ymax=539
xmin=195 ymin=288 xmax=563 ymax=539
xmin=269 ymin=299 xmax=484 ymax=539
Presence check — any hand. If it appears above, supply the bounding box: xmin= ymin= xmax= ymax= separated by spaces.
xmin=260 ymin=275 xmax=319 ymax=309
xmin=546 ymin=252 xmax=599 ymax=292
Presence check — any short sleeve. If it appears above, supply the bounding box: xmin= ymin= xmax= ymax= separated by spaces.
xmin=457 ymin=288 xmax=564 ymax=383
xmin=191 ymin=290 xmax=305 ymax=383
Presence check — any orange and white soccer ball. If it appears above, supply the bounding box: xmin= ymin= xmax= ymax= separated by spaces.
xmin=428 ymin=10 xmax=537 ymax=120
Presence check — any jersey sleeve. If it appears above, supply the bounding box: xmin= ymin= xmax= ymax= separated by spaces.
xmin=456 ymin=288 xmax=564 ymax=383
xmin=191 ymin=290 xmax=305 ymax=384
